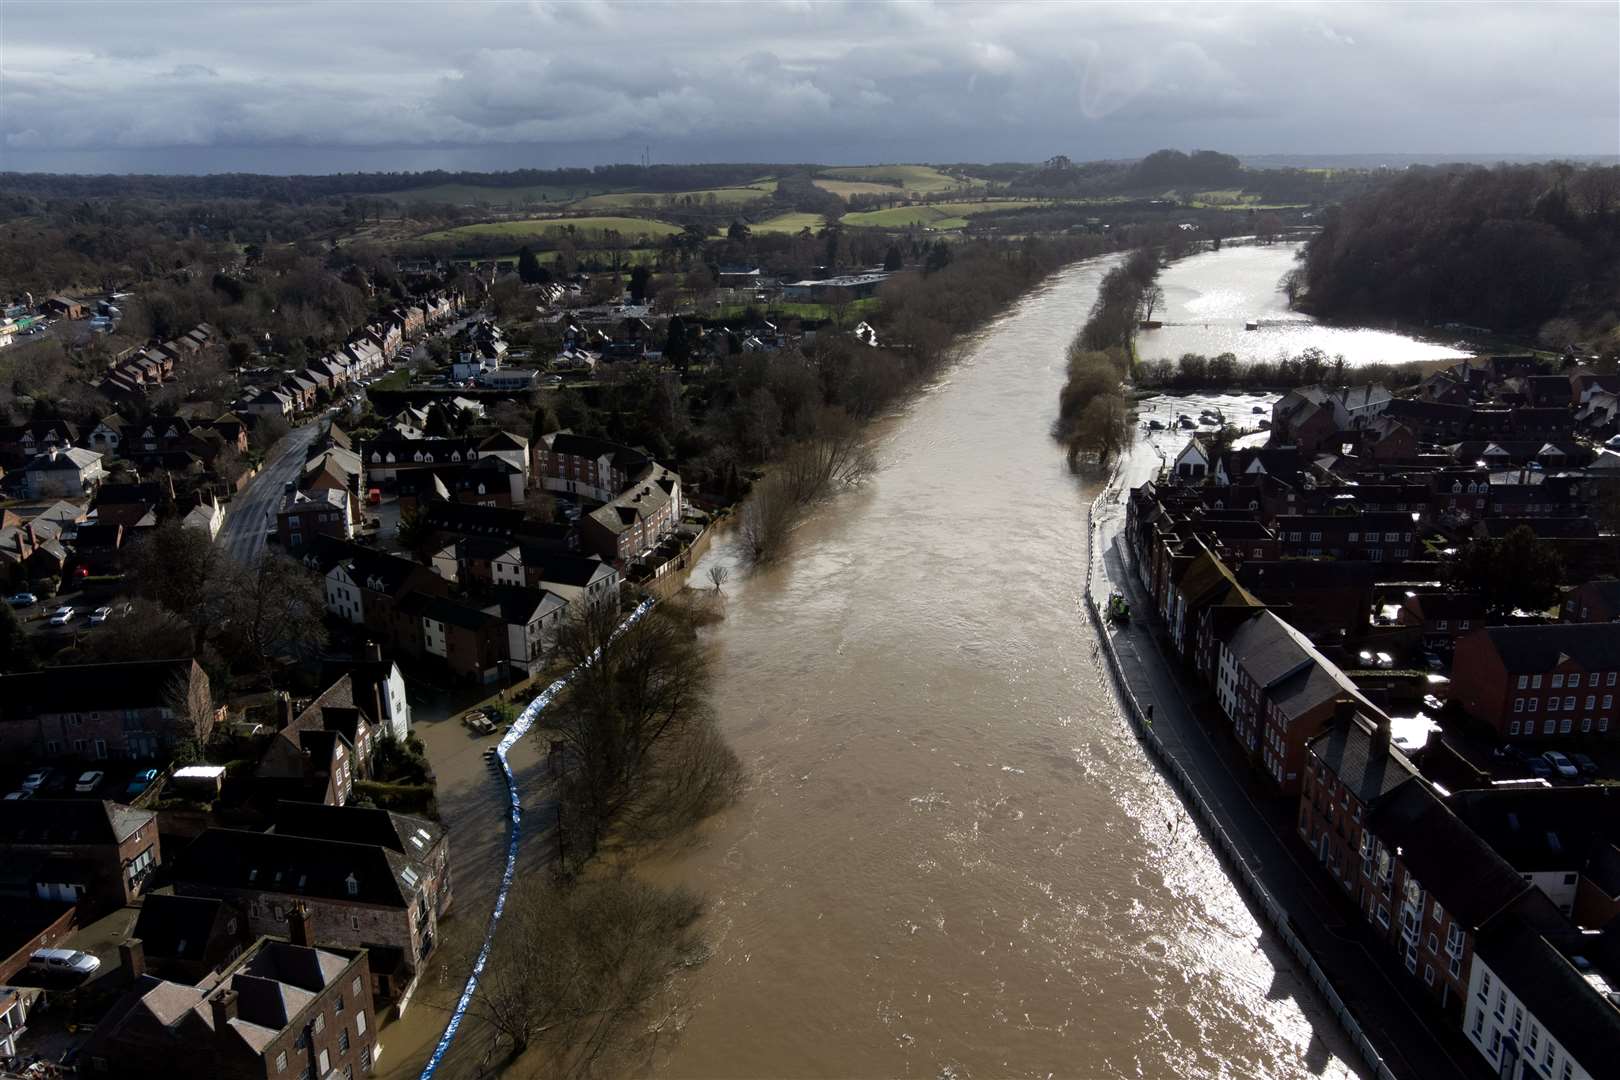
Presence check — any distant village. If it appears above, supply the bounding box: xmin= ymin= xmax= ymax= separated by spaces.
xmin=1123 ymin=354 xmax=1620 ymax=1080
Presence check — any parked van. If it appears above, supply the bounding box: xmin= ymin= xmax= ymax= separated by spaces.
xmin=27 ymin=948 xmax=101 ymax=978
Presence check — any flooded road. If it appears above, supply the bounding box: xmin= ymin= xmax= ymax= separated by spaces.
xmin=1141 ymin=243 xmax=1469 ymax=367
xmin=648 ymin=255 xmax=1368 ymax=1080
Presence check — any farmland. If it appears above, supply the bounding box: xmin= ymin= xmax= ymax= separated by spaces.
xmin=817 ymin=164 xmax=978 ymax=194
xmin=569 ymin=183 xmax=776 ymax=211
xmin=417 ymin=216 xmax=684 ymax=242
xmin=372 ymin=182 xmax=623 ymax=206
xmin=749 ymin=211 xmax=825 ymax=234
xmin=840 ymin=199 xmax=1046 ymax=229
xmin=812 ymin=178 xmax=905 ymax=199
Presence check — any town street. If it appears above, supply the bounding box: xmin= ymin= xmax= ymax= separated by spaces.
xmin=216 ymin=420 xmax=321 ymax=566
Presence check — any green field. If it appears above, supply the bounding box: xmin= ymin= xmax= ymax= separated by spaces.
xmin=750 ymin=211 xmax=825 ymax=234
xmin=818 ymin=164 xmax=972 ymax=194
xmin=569 ymin=184 xmax=775 ymax=212
xmin=840 ymin=199 xmax=1045 ymax=229
xmin=710 ymin=299 xmax=881 ymax=322
xmin=374 ymin=183 xmax=626 ymax=206
xmin=812 ymin=178 xmax=904 ymax=199
xmin=418 ymin=216 xmax=685 ymax=242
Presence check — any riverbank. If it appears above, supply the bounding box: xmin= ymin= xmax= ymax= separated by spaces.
xmin=1087 ymin=424 xmax=1481 ymax=1080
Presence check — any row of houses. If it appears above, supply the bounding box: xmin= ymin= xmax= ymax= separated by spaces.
xmin=100 ymin=323 xmax=217 ymax=400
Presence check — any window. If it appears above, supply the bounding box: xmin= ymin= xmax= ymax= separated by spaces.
xmin=1511 ymin=1005 xmax=1523 ymax=1033
xmin=1583 ymin=718 xmax=1593 ymax=733
xmin=361 ymin=1047 xmax=372 ymax=1070
xmin=1438 ymin=620 xmax=1449 ymax=631
xmin=1560 ymin=718 xmax=1572 ymax=734
xmin=1605 ymin=695 xmax=1614 ymax=710
xmin=339 ymin=1029 xmax=350 ymax=1053
xmin=276 ymin=1051 xmax=287 ymax=1073
xmin=1549 ymin=697 xmax=1560 ymax=712
xmin=1553 ymin=674 xmax=1564 ymax=688
xmin=313 ymin=1013 xmax=325 ymax=1035
xmin=1510 ymin=721 xmax=1521 ymax=735
xmin=1586 ymin=696 xmax=1597 ymax=711
xmin=1423 ymin=964 xmax=1435 ymax=985
xmin=1564 ymin=696 xmax=1576 ymax=711
xmin=1377 ymin=905 xmax=1390 ymax=928
xmin=1528 ymin=697 xmax=1539 ymax=711
xmin=1604 ymin=718 xmax=1612 ymax=733
xmin=335 ymin=994 xmax=344 ymax=1015
xmin=1489 ymin=1029 xmax=1501 ymax=1058
xmin=1515 ymin=699 xmax=1525 ymax=713
xmin=356 ymin=1010 xmax=367 ymax=1036
xmin=1518 ymin=676 xmax=1529 ymax=689
xmin=1471 ymin=1008 xmax=1484 ymax=1037
xmin=318 ymin=1051 xmax=330 ymax=1076
xmin=1532 ymin=675 xmax=1542 ymax=688
xmin=295 ymin=1030 xmax=308 ymax=1050
xmin=1427 ymin=932 xmax=1439 ymax=953
xmin=1494 ymin=989 xmax=1507 ymax=1018
xmin=1544 ymin=719 xmax=1555 ymax=735
xmin=1609 ymin=672 xmax=1617 ymax=687
xmin=1479 ymin=971 xmax=1492 ymax=1000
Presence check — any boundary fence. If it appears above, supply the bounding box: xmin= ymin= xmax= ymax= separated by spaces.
xmin=1083 ymin=486 xmax=1398 ymax=1080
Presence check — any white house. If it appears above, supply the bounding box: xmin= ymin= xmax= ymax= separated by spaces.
xmin=23 ymin=446 xmax=106 ymax=498
xmin=324 ymin=563 xmax=366 ymax=625
xmin=1172 ymin=438 xmax=1211 ymax=482
xmin=181 ymin=493 xmax=226 ymax=541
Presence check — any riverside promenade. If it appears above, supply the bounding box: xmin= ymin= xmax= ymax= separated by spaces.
xmin=1087 ymin=444 xmax=1486 ymax=1080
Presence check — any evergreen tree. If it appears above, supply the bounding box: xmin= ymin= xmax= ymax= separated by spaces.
xmin=517 ymin=246 xmax=544 ymax=284
xmin=883 ymin=244 xmax=904 ymax=271
xmin=0 ymin=603 xmax=39 ymax=674
xmin=664 ymin=316 xmax=691 ymax=369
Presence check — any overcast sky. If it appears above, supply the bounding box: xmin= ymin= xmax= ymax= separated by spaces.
xmin=2 ymin=1 xmax=1616 ymax=175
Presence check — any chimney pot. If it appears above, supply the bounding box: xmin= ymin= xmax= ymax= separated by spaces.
xmin=287 ymin=901 xmax=314 ymax=947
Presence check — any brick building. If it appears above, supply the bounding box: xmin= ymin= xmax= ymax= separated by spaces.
xmin=0 ymin=799 xmax=160 ymax=915
xmin=0 ymin=658 xmax=214 ymax=762
xmin=1451 ymin=623 xmax=1620 ymax=741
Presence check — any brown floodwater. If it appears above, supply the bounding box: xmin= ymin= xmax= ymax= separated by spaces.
xmin=647 ymin=255 xmax=1367 ymax=1080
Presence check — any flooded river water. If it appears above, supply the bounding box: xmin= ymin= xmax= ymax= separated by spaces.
xmin=646 ymin=254 xmax=1371 ymax=1080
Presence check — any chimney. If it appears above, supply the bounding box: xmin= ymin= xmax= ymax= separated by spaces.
xmin=1369 ymin=713 xmax=1392 ymax=758
xmin=277 ymin=692 xmax=295 ymax=731
xmin=120 ymin=937 xmax=146 ymax=982
xmin=1333 ymin=699 xmax=1358 ymax=729
xmin=209 ymin=988 xmax=239 ymax=1032
xmin=367 ymin=640 xmax=383 ymax=663
xmin=287 ymin=901 xmax=313 ymax=948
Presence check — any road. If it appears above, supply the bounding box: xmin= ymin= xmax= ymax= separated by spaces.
xmin=217 ymin=421 xmax=321 ymax=565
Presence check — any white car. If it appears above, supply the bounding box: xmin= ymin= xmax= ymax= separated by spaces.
xmin=89 ymin=606 xmax=114 ymax=625
xmin=20 ymin=768 xmax=54 ymax=792
xmin=48 ymin=606 xmax=75 ymax=626
xmin=1542 ymin=751 xmax=1580 ymax=778
xmin=74 ymin=770 xmax=104 ymax=793
xmin=27 ymin=948 xmax=100 ymax=979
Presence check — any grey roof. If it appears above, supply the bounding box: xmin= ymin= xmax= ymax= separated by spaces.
xmin=0 ymin=659 xmax=196 ymax=718
xmin=271 ymin=800 xmax=442 ymax=860
xmin=0 ymin=799 xmax=153 ymax=845
xmin=1471 ymin=622 xmax=1620 ymax=671
xmin=131 ymin=894 xmax=235 ymax=963
xmin=174 ymin=828 xmax=411 ymax=909
xmin=1307 ymin=713 xmax=1418 ymax=806
xmin=1367 ymin=782 xmax=1528 ymax=928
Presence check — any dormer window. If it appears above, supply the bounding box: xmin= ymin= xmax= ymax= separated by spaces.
xmin=346 ymin=873 xmax=359 ymax=897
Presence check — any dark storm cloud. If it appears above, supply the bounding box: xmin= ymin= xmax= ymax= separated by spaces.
xmin=2 ymin=0 xmax=1615 ymax=173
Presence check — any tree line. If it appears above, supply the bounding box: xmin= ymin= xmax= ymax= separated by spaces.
xmin=1297 ymin=163 xmax=1620 ymax=353
xmin=1051 ymin=248 xmax=1158 ymax=468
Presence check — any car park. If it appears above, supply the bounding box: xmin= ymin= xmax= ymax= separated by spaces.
xmin=74 ymin=770 xmax=105 ymax=793
xmin=6 ymin=592 xmax=37 ymax=607
xmin=48 ymin=606 xmax=75 ymax=626
xmin=1542 ymin=750 xmax=1580 ymax=778
xmin=20 ymin=768 xmax=55 ymax=792
xmin=126 ymin=768 xmax=160 ymax=796
xmin=89 ymin=606 xmax=114 ymax=625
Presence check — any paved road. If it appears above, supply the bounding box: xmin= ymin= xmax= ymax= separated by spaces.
xmin=1091 ymin=478 xmax=1488 ymax=1080
xmin=217 ymin=421 xmax=322 ymax=566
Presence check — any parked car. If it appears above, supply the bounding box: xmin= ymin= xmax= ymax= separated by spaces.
xmin=6 ymin=592 xmax=37 ymax=607
xmin=3 ymin=790 xmax=31 ymax=801
xmin=20 ymin=768 xmax=55 ymax=792
xmin=1569 ymin=752 xmax=1600 ymax=777
xmin=48 ymin=606 xmax=75 ymax=626
xmin=27 ymin=948 xmax=100 ymax=979
xmin=1526 ymin=758 xmax=1555 ymax=780
xmin=74 ymin=770 xmax=104 ymax=793
xmin=1542 ymin=750 xmax=1580 ymax=778
xmin=89 ymin=606 xmax=114 ymax=625
xmin=125 ymin=768 xmax=160 ymax=797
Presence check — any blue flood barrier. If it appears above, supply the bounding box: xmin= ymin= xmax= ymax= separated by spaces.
xmin=420 ymin=598 xmax=656 ymax=1078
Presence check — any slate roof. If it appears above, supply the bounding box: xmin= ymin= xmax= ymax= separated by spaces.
xmin=1473 ymin=889 xmax=1620 ymax=1074
xmin=131 ymin=894 xmax=236 ymax=964
xmin=272 ymin=800 xmax=442 ymax=859
xmin=1470 ymin=622 xmax=1620 ymax=671
xmin=1308 ymin=712 xmax=1418 ymax=806
xmin=1367 ymin=782 xmax=1528 ymax=927
xmin=531 ymin=553 xmax=616 ymax=588
xmin=0 ymin=659 xmax=196 ymax=718
xmin=544 ymin=431 xmax=649 ymax=471
xmin=1448 ymin=786 xmax=1620 ymax=874
xmin=0 ymin=798 xmax=153 ymax=845
xmin=174 ymin=828 xmax=411 ymax=908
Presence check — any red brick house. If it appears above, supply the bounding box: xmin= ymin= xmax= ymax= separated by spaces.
xmin=0 ymin=658 xmax=214 ymax=761
xmin=0 ymin=799 xmax=160 ymax=915
xmin=1562 ymin=579 xmax=1620 ymax=624
xmin=1451 ymin=624 xmax=1620 ymax=741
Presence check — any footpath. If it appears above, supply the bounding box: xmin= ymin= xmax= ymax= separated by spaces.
xmin=1087 ymin=471 xmax=1487 ymax=1080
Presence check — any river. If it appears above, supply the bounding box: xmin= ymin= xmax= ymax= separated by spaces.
xmin=1140 ymin=243 xmax=1469 ymax=367
xmin=645 ymin=252 xmax=1374 ymax=1080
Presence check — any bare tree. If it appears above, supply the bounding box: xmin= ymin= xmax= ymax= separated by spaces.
xmin=778 ymin=407 xmax=878 ymax=506
xmin=547 ymin=603 xmax=734 ymax=865
xmin=733 ymin=474 xmax=797 ymax=565
xmin=217 ymin=552 xmax=328 ymax=690
xmin=705 ymin=565 xmax=729 ymax=592
xmin=462 ymin=873 xmax=707 ymax=1076
xmin=163 ymin=663 xmax=214 ymax=744
xmin=1138 ymin=283 xmax=1165 ymax=323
